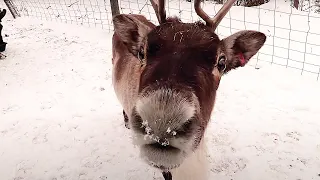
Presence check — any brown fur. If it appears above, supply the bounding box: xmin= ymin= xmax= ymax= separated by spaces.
xmin=139 ymin=19 xmax=220 ymax=128
xmin=111 ymin=15 xmax=155 ymax=122
xmin=111 ymin=11 xmax=266 ymax=178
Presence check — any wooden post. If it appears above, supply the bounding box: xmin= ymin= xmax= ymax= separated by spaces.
xmin=4 ymin=0 xmax=20 ymax=19
xmin=110 ymin=0 xmax=120 ymax=17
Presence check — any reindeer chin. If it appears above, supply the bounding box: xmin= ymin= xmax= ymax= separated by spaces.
xmin=140 ymin=144 xmax=185 ymax=171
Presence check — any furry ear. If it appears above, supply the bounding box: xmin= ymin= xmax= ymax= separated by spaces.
xmin=113 ymin=14 xmax=154 ymax=57
xmin=219 ymin=30 xmax=266 ymax=73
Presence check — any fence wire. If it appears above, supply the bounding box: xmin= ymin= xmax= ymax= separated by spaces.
xmin=9 ymin=0 xmax=113 ymax=30
xmin=7 ymin=0 xmax=320 ymax=80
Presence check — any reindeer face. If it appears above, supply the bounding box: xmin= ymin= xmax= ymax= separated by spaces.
xmin=129 ymin=20 xmax=220 ymax=170
xmin=112 ymin=0 xmax=266 ymax=172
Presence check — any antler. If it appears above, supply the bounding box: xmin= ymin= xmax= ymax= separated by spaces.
xmin=150 ymin=0 xmax=166 ymax=24
xmin=194 ymin=0 xmax=237 ymax=30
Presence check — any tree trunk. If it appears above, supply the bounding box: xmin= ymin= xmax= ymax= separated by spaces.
xmin=293 ymin=0 xmax=300 ymax=10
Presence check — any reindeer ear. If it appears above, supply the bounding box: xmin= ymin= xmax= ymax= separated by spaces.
xmin=219 ymin=30 xmax=266 ymax=73
xmin=113 ymin=14 xmax=153 ymax=57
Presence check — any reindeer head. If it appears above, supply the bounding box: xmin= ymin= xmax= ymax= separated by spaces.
xmin=112 ymin=0 xmax=266 ymax=172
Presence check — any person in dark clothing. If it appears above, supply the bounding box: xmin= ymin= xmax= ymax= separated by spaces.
xmin=0 ymin=9 xmax=6 ymax=21
xmin=0 ymin=9 xmax=7 ymax=52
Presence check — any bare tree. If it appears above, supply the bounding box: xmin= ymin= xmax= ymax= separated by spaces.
xmin=292 ymin=0 xmax=320 ymax=14
xmin=293 ymin=0 xmax=300 ymax=9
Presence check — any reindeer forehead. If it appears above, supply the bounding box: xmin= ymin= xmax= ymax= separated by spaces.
xmin=147 ymin=20 xmax=220 ymax=51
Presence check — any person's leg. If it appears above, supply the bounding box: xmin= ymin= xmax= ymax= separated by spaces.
xmin=0 ymin=23 xmax=3 ymax=44
xmin=0 ymin=9 xmax=6 ymax=21
xmin=0 ymin=9 xmax=5 ymax=44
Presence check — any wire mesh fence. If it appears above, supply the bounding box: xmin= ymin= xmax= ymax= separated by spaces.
xmin=7 ymin=0 xmax=114 ymax=30
xmin=5 ymin=0 xmax=320 ymax=80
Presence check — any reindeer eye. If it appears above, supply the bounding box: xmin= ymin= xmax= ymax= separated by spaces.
xmin=217 ymin=55 xmax=226 ymax=72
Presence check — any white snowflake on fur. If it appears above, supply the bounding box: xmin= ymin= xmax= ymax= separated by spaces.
xmin=166 ymin=127 xmax=171 ymax=133
xmin=142 ymin=120 xmax=149 ymax=127
xmin=161 ymin=138 xmax=170 ymax=146
xmin=166 ymin=127 xmax=177 ymax=136
xmin=153 ymin=136 xmax=160 ymax=143
xmin=145 ymin=126 xmax=152 ymax=135
xmin=172 ymin=131 xmax=177 ymax=136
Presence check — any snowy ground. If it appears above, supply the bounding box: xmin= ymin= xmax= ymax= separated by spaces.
xmin=1 ymin=1 xmax=320 ymax=180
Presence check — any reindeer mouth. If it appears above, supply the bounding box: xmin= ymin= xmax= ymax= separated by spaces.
xmin=140 ymin=143 xmax=185 ymax=170
xmin=148 ymin=143 xmax=179 ymax=151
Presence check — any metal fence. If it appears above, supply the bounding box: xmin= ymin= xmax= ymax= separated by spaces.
xmin=4 ymin=0 xmax=320 ymax=80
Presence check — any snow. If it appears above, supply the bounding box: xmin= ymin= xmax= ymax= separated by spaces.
xmin=1 ymin=0 xmax=320 ymax=180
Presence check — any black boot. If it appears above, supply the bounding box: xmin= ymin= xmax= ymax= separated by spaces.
xmin=0 ymin=9 xmax=6 ymax=21
xmin=0 ymin=9 xmax=7 ymax=52
xmin=162 ymin=171 xmax=172 ymax=180
xmin=123 ymin=110 xmax=130 ymax=129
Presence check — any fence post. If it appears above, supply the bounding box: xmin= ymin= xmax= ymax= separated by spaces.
xmin=3 ymin=0 xmax=20 ymax=19
xmin=110 ymin=0 xmax=120 ymax=17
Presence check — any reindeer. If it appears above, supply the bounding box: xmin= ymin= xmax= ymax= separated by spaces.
xmin=111 ymin=0 xmax=266 ymax=179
